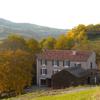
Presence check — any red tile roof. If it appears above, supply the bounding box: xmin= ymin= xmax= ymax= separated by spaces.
xmin=37 ymin=50 xmax=93 ymax=62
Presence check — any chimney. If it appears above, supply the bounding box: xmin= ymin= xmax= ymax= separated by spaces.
xmin=72 ymin=50 xmax=76 ymax=55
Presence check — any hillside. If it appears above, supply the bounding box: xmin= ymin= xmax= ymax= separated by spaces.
xmin=0 ymin=18 xmax=67 ymax=40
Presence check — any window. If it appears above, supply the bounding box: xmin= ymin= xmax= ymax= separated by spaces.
xmin=40 ymin=79 xmax=46 ymax=85
xmin=75 ymin=63 xmax=81 ymax=67
xmin=77 ymin=63 xmax=81 ymax=67
xmin=52 ymin=60 xmax=59 ymax=66
xmin=42 ymin=60 xmax=47 ymax=65
xmin=40 ymin=59 xmax=47 ymax=65
xmin=40 ymin=59 xmax=42 ymax=65
xmin=74 ymin=64 xmax=77 ymax=67
xmin=63 ymin=60 xmax=70 ymax=67
xmin=40 ymin=68 xmax=47 ymax=75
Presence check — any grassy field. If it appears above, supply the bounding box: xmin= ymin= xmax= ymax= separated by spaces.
xmin=32 ymin=88 xmax=99 ymax=100
xmin=3 ymin=86 xmax=100 ymax=100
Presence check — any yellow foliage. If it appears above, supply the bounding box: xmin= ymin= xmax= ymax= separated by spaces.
xmin=67 ymin=31 xmax=75 ymax=39
xmin=0 ymin=49 xmax=33 ymax=94
xmin=55 ymin=35 xmax=67 ymax=49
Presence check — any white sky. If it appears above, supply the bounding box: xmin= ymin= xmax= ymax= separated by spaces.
xmin=0 ymin=0 xmax=100 ymax=29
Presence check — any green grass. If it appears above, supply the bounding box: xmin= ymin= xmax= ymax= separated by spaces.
xmin=32 ymin=88 xmax=98 ymax=100
xmin=4 ymin=86 xmax=100 ymax=100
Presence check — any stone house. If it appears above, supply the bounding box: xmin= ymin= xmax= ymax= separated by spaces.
xmin=36 ymin=50 xmax=98 ymax=87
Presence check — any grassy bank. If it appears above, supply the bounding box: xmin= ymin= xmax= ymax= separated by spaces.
xmin=32 ymin=87 xmax=99 ymax=100
xmin=4 ymin=86 xmax=100 ymax=100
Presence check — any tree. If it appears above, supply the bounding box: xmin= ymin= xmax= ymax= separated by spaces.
xmin=76 ymin=30 xmax=87 ymax=42
xmin=55 ymin=35 xmax=67 ymax=49
xmin=41 ymin=37 xmax=56 ymax=50
xmin=26 ymin=38 xmax=40 ymax=54
xmin=0 ymin=34 xmax=29 ymax=51
xmin=0 ymin=34 xmax=37 ymax=95
xmin=66 ymin=24 xmax=87 ymax=46
xmin=40 ymin=38 xmax=46 ymax=49
xmin=86 ymin=24 xmax=94 ymax=31
xmin=73 ymin=40 xmax=100 ymax=69
xmin=0 ymin=49 xmax=33 ymax=95
xmin=26 ymin=38 xmax=40 ymax=84
xmin=8 ymin=34 xmax=26 ymax=44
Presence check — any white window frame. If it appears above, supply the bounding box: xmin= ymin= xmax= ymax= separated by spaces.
xmin=40 ymin=78 xmax=47 ymax=86
xmin=42 ymin=60 xmax=46 ymax=66
xmin=40 ymin=59 xmax=47 ymax=67
xmin=41 ymin=68 xmax=47 ymax=75
xmin=64 ymin=60 xmax=70 ymax=68
xmin=53 ymin=60 xmax=59 ymax=67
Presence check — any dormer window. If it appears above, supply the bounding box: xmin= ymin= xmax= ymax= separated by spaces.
xmin=52 ymin=60 xmax=59 ymax=67
xmin=63 ymin=60 xmax=70 ymax=67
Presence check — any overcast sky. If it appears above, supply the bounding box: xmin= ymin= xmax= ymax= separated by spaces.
xmin=0 ymin=0 xmax=100 ymax=29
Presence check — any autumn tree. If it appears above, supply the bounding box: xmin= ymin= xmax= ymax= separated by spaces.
xmin=26 ymin=38 xmax=40 ymax=54
xmin=8 ymin=34 xmax=26 ymax=44
xmin=40 ymin=38 xmax=46 ymax=49
xmin=86 ymin=24 xmax=94 ymax=31
xmin=0 ymin=49 xmax=33 ymax=95
xmin=69 ymin=24 xmax=86 ymax=40
xmin=0 ymin=34 xmax=29 ymax=52
xmin=66 ymin=24 xmax=87 ymax=47
xmin=0 ymin=34 xmax=36 ymax=95
xmin=26 ymin=38 xmax=40 ymax=84
xmin=40 ymin=36 xmax=56 ymax=50
xmin=55 ymin=35 xmax=67 ymax=49
xmin=76 ymin=30 xmax=87 ymax=42
xmin=73 ymin=40 xmax=100 ymax=69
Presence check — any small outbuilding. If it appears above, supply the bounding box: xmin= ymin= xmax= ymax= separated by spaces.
xmin=51 ymin=66 xmax=98 ymax=89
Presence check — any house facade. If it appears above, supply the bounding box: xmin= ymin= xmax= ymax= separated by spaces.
xmin=36 ymin=50 xmax=97 ymax=87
